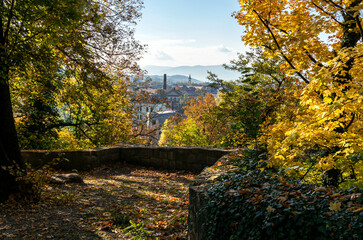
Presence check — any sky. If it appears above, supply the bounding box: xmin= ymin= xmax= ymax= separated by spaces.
xmin=134 ymin=0 xmax=247 ymax=67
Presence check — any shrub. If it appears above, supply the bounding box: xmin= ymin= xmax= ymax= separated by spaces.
xmin=203 ymin=169 xmax=362 ymax=240
xmin=4 ymin=158 xmax=61 ymax=203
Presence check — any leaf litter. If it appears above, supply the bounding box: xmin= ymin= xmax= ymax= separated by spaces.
xmin=0 ymin=163 xmax=196 ymax=239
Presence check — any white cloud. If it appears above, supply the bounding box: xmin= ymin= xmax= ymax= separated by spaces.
xmin=139 ymin=43 xmax=239 ymax=67
xmin=154 ymin=51 xmax=174 ymax=61
xmin=217 ymin=44 xmax=233 ymax=53
xmin=148 ymin=39 xmax=197 ymax=47
xmin=136 ymin=35 xmax=246 ymax=66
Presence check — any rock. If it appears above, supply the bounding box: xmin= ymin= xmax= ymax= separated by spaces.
xmin=50 ymin=173 xmax=84 ymax=184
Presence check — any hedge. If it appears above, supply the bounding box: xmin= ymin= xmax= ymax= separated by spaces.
xmin=203 ymin=170 xmax=363 ymax=240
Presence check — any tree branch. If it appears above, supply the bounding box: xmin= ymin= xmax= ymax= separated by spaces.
xmin=322 ymin=0 xmax=345 ymax=10
xmin=46 ymin=121 xmax=100 ymax=130
xmin=0 ymin=9 xmax=4 ymax=44
xmin=268 ymin=19 xmax=327 ymax=69
xmin=78 ymin=126 xmax=97 ymax=145
xmin=303 ymin=48 xmax=328 ymax=68
xmin=253 ymin=10 xmax=310 ymax=84
xmin=132 ymin=124 xmax=161 ymax=141
xmin=355 ymin=16 xmax=363 ymax=41
xmin=4 ymin=0 xmax=15 ymax=44
xmin=311 ymin=1 xmax=343 ymax=25
xmin=344 ymin=113 xmax=355 ymax=131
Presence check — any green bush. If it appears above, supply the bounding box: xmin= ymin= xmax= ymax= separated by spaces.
xmin=203 ymin=169 xmax=362 ymax=240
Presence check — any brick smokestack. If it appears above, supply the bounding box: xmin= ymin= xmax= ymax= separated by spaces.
xmin=163 ymin=74 xmax=167 ymax=90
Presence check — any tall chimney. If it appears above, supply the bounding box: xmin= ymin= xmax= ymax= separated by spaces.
xmin=163 ymin=74 xmax=167 ymax=90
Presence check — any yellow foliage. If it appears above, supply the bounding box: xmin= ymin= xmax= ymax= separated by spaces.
xmin=159 ymin=94 xmax=228 ymax=147
xmin=236 ymin=0 xmax=363 ymax=187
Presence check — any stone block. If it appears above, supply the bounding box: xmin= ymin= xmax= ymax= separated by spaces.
xmin=168 ymin=151 xmax=174 ymax=161
xmin=152 ymin=149 xmax=161 ymax=159
xmin=188 ymin=185 xmax=209 ymax=240
xmin=169 ymin=160 xmax=176 ymax=170
xmin=160 ymin=151 xmax=168 ymax=159
xmin=150 ymin=157 xmax=163 ymax=168
xmin=22 ymin=151 xmax=45 ymax=168
xmin=162 ymin=158 xmax=169 ymax=167
xmin=175 ymin=160 xmax=184 ymax=170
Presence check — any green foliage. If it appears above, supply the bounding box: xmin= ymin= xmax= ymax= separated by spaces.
xmin=3 ymin=159 xmax=60 ymax=202
xmin=3 ymin=0 xmax=144 ymax=150
xmin=159 ymin=93 xmax=226 ymax=147
xmin=44 ymin=192 xmax=78 ymax=205
xmin=203 ymin=163 xmax=363 ymax=240
xmin=158 ymin=50 xmax=291 ymax=149
xmin=178 ymin=93 xmax=190 ymax=113
xmin=112 ymin=211 xmax=131 ymax=227
xmin=207 ymin=49 xmax=292 ymax=148
xmin=122 ymin=220 xmax=151 ymax=240
xmin=159 ymin=117 xmax=208 ymax=147
xmin=11 ymin=51 xmax=62 ymax=149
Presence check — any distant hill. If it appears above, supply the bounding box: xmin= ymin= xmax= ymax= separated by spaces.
xmin=146 ymin=74 xmax=202 ymax=84
xmin=143 ymin=65 xmax=241 ymax=82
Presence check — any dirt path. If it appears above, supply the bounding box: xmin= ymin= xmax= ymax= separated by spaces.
xmin=0 ymin=164 xmax=196 ymax=239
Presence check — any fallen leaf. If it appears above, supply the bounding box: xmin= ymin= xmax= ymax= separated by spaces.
xmin=329 ymin=201 xmax=341 ymax=211
xmin=266 ymin=206 xmax=275 ymax=213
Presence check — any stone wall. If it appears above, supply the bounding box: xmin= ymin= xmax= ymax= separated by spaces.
xmin=188 ymin=184 xmax=210 ymax=240
xmin=188 ymin=156 xmax=232 ymax=240
xmin=21 ymin=145 xmax=233 ymax=172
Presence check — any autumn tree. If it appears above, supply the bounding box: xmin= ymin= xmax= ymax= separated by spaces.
xmin=236 ymin=0 xmax=363 ymax=186
xmin=0 ymin=0 xmax=144 ymax=202
xmin=159 ymin=50 xmax=292 ymax=149
xmin=208 ymin=49 xmax=298 ymax=149
xmin=159 ymin=93 xmax=228 ymax=147
xmin=158 ymin=115 xmax=206 ymax=146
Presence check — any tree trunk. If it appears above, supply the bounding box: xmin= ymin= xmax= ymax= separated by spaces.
xmin=0 ymin=59 xmax=23 ymax=202
xmin=326 ymin=1 xmax=362 ymax=185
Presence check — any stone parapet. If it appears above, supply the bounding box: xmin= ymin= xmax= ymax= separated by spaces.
xmin=21 ymin=146 xmax=234 ymax=172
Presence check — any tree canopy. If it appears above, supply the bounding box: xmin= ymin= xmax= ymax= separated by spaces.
xmin=159 ymin=0 xmax=362 ymax=187
xmin=0 ymin=0 xmax=144 ymax=202
xmin=234 ymin=0 xmax=363 ymax=187
xmin=159 ymin=93 xmax=227 ymax=147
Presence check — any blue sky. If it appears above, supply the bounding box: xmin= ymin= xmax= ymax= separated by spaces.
xmin=135 ymin=0 xmax=247 ymax=67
